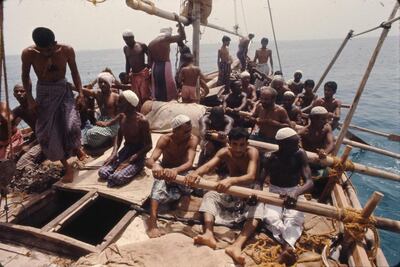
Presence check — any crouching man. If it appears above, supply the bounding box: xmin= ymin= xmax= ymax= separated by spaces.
xmin=185 ymin=127 xmax=260 ymax=250
xmin=146 ymin=114 xmax=199 ymax=238
xmin=222 ymin=127 xmax=313 ymax=266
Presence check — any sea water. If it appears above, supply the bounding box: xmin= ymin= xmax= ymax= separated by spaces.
xmin=3 ymin=36 xmax=399 ymax=266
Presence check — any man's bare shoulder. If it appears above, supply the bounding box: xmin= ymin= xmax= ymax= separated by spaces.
xmin=21 ymin=46 xmax=38 ymax=59
xmin=138 ymin=113 xmax=149 ymax=125
xmin=247 ymin=146 xmax=259 ymax=158
xmin=189 ymin=134 xmax=200 ymax=146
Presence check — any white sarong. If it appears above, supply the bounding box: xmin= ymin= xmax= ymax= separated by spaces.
xmin=261 ymin=185 xmax=304 ymax=248
xmin=255 ymin=63 xmax=270 ymax=89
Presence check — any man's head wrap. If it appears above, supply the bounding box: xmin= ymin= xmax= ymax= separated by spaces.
xmin=310 ymin=106 xmax=328 ymax=116
xmin=240 ymin=71 xmax=251 ymax=79
xmin=122 ymin=29 xmax=134 ymax=38
xmin=171 ymin=114 xmax=191 ymax=129
xmin=275 ymin=127 xmax=298 ymax=141
xmin=97 ymin=72 xmax=115 ymax=87
xmin=121 ymin=90 xmax=139 ymax=107
xmin=294 ymin=70 xmax=303 ymax=75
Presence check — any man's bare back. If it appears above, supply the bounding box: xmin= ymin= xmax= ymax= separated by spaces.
xmin=218 ymin=46 xmax=231 ymax=63
xmin=180 ymin=65 xmax=201 ymax=87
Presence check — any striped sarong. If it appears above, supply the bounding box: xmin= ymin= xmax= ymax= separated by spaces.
xmin=217 ymin=61 xmax=231 ymax=87
xmin=151 ymin=61 xmax=178 ymax=102
xmin=35 ymin=79 xmax=81 ymax=161
xmin=81 ymin=116 xmax=119 ymax=148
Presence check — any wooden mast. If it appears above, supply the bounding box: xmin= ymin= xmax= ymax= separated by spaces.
xmin=192 ymin=0 xmax=201 ymax=66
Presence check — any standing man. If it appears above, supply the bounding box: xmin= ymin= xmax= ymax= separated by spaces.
xmin=237 ymin=33 xmax=255 ymax=71
xmin=217 ymin=36 xmax=232 ymax=89
xmin=253 ymin=37 xmax=273 ymax=89
xmin=123 ymin=29 xmax=151 ymax=106
xmin=21 ymin=27 xmax=83 ymax=183
xmin=148 ymin=20 xmax=186 ymax=102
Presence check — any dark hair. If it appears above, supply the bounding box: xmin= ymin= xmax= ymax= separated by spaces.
xmin=274 ymin=70 xmax=283 ymax=76
xmin=32 ymin=27 xmax=55 ymax=48
xmin=210 ymin=106 xmax=224 ymax=117
xmin=261 ymin=37 xmax=269 ymax=43
xmin=222 ymin=35 xmax=231 ymax=42
xmin=248 ymin=33 xmax=255 ymax=39
xmin=182 ymin=53 xmax=194 ymax=63
xmin=304 ymin=79 xmax=315 ymax=88
xmin=324 ymin=81 xmax=337 ymax=93
xmin=228 ymin=127 xmax=249 ymax=141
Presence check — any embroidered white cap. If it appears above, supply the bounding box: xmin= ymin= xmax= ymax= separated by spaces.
xmin=121 ymin=90 xmax=139 ymax=107
xmin=283 ymin=91 xmax=295 ymax=97
xmin=275 ymin=127 xmax=298 ymax=140
xmin=122 ymin=29 xmax=134 ymax=37
xmin=240 ymin=71 xmax=251 ymax=79
xmin=310 ymin=106 xmax=328 ymax=115
xmin=171 ymin=114 xmax=191 ymax=129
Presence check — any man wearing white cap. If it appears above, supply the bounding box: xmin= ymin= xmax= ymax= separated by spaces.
xmin=240 ymin=71 xmax=257 ymax=111
xmin=257 ymin=127 xmax=313 ymax=265
xmin=299 ymin=106 xmax=334 ymax=159
xmin=122 ymin=29 xmax=151 ymax=106
xmin=81 ymin=72 xmax=120 ymax=148
xmin=287 ymin=70 xmax=304 ymax=96
xmin=146 ymin=114 xmax=199 ymax=238
xmin=282 ymin=91 xmax=303 ymax=127
xmin=148 ymin=17 xmax=186 ymax=102
xmin=98 ymin=90 xmax=152 ymax=188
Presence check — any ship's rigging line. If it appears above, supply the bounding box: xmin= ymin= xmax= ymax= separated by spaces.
xmin=240 ymin=0 xmax=249 ymax=34
xmin=351 ymin=15 xmax=400 ymax=38
xmin=266 ymin=0 xmax=283 ymax=75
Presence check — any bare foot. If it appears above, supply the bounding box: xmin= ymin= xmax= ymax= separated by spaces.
xmin=61 ymin=166 xmax=74 ymax=183
xmin=225 ymin=245 xmax=245 ymax=265
xmin=76 ymin=147 xmax=89 ymax=162
xmin=193 ymin=232 xmax=217 ymax=249
xmin=146 ymin=218 xmax=165 ymax=238
xmin=278 ymin=247 xmax=297 ymax=266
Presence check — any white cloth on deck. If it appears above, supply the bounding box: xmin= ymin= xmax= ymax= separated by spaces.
xmin=261 ymin=185 xmax=305 ymax=248
xmin=255 ymin=63 xmax=270 ymax=89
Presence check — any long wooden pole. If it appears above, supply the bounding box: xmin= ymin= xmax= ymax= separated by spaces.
xmin=342 ymin=138 xmax=400 ymax=159
xmin=125 ymin=0 xmax=243 ymax=37
xmin=172 ymin=175 xmax=400 ymax=233
xmin=333 ymin=2 xmax=399 ymax=155
xmin=313 ymin=30 xmax=353 ymax=93
xmin=192 ymin=0 xmax=200 ymax=66
xmin=341 ymin=123 xmax=400 ymax=142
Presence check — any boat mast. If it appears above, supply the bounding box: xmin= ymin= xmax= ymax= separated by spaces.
xmin=192 ymin=0 xmax=201 ymax=66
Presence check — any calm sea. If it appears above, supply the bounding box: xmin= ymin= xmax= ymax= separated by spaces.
xmin=3 ymin=36 xmax=400 ymax=266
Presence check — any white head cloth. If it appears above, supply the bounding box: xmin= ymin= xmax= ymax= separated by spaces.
xmin=121 ymin=90 xmax=139 ymax=107
xmin=171 ymin=114 xmax=191 ymax=129
xmin=310 ymin=106 xmax=328 ymax=115
xmin=240 ymin=71 xmax=251 ymax=79
xmin=159 ymin=27 xmax=172 ymax=36
xmin=294 ymin=70 xmax=303 ymax=75
xmin=275 ymin=127 xmax=298 ymax=141
xmin=97 ymin=72 xmax=115 ymax=87
xmin=284 ymin=91 xmax=295 ymax=97
xmin=122 ymin=29 xmax=134 ymax=38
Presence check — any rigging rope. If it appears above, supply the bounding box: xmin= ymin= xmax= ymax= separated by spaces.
xmin=351 ymin=16 xmax=400 ymax=38
xmin=239 ymin=0 xmax=248 ymax=34
xmin=266 ymin=0 xmax=283 ymax=75
xmin=233 ymin=0 xmax=239 ymax=34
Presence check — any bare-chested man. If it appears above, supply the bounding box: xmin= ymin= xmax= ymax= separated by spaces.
xmin=295 ymin=79 xmax=317 ymax=113
xmin=237 ymin=33 xmax=255 ymax=71
xmin=282 ymin=91 xmax=303 ymax=127
xmin=146 ymin=114 xmax=199 ymax=238
xmin=81 ymin=72 xmax=120 ymax=148
xmin=223 ymin=128 xmax=313 ymax=266
xmin=270 ymin=75 xmax=289 ymax=105
xmin=253 ymin=37 xmax=273 ymax=89
xmin=148 ymin=20 xmax=186 ymax=102
xmin=250 ymin=87 xmax=291 ymax=143
xmin=217 ymin=35 xmax=232 ymax=89
xmin=313 ymin=81 xmax=341 ymax=129
xmin=178 ymin=53 xmax=209 ymax=103
xmin=198 ymin=106 xmax=234 ymax=166
xmin=287 ymin=70 xmax=304 ymax=96
xmin=98 ymin=90 xmax=152 ymax=187
xmin=223 ymin=80 xmax=247 ymax=127
xmin=21 ymin=27 xmax=83 ymax=183
xmin=123 ymin=29 xmax=151 ymax=106
xmin=185 ymin=127 xmax=259 ymax=250
xmin=240 ymin=71 xmax=257 ymax=112
xmin=299 ymin=106 xmax=334 ymax=157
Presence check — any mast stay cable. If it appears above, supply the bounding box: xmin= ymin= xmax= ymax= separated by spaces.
xmin=351 ymin=15 xmax=400 ymax=38
xmin=266 ymin=0 xmax=283 ymax=74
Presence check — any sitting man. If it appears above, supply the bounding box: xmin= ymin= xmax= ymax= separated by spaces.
xmin=198 ymin=106 xmax=234 ymax=166
xmin=222 ymin=127 xmax=313 ymax=265
xmin=287 ymin=70 xmax=304 ymax=96
xmin=146 ymin=114 xmax=199 ymax=238
xmin=295 ymin=79 xmax=317 ymax=113
xmin=250 ymin=87 xmax=291 ymax=144
xmin=185 ymin=127 xmax=259 ymax=250
xmin=313 ymin=81 xmax=341 ymax=129
xmin=0 ymin=102 xmax=24 ymax=160
xmin=98 ymin=90 xmax=152 ymax=187
xmin=282 ymin=91 xmax=303 ymax=127
xmin=240 ymin=71 xmax=257 ymax=112
xmin=178 ymin=53 xmax=209 ymax=103
xmin=223 ymin=80 xmax=247 ymax=127
xmin=270 ymin=75 xmax=289 ymax=105
xmin=81 ymin=72 xmax=120 ymax=149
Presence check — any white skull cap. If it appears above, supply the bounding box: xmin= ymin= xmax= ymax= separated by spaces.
xmin=275 ymin=127 xmax=297 ymax=140
xmin=121 ymin=90 xmax=139 ymax=107
xmin=122 ymin=29 xmax=134 ymax=37
xmin=294 ymin=70 xmax=303 ymax=75
xmin=283 ymin=91 xmax=295 ymax=97
xmin=310 ymin=106 xmax=328 ymax=115
xmin=97 ymin=72 xmax=115 ymax=87
xmin=240 ymin=71 xmax=250 ymax=78
xmin=171 ymin=114 xmax=191 ymax=129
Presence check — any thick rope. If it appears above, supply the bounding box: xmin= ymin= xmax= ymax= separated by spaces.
xmin=352 ymin=16 xmax=400 ymax=38
xmin=266 ymin=0 xmax=283 ymax=75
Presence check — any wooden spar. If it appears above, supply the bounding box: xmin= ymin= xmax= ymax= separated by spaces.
xmin=172 ymin=175 xmax=400 ymax=233
xmin=125 ymin=0 xmax=243 ymax=37
xmin=246 ymin=139 xmax=400 ymax=182
xmin=341 ymin=123 xmax=400 ymax=142
xmin=192 ymin=0 xmax=200 ymax=66
xmin=313 ymin=30 xmax=353 ymax=93
xmin=342 ymin=138 xmax=400 ymax=159
xmin=333 ymin=2 xmax=400 ymax=155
